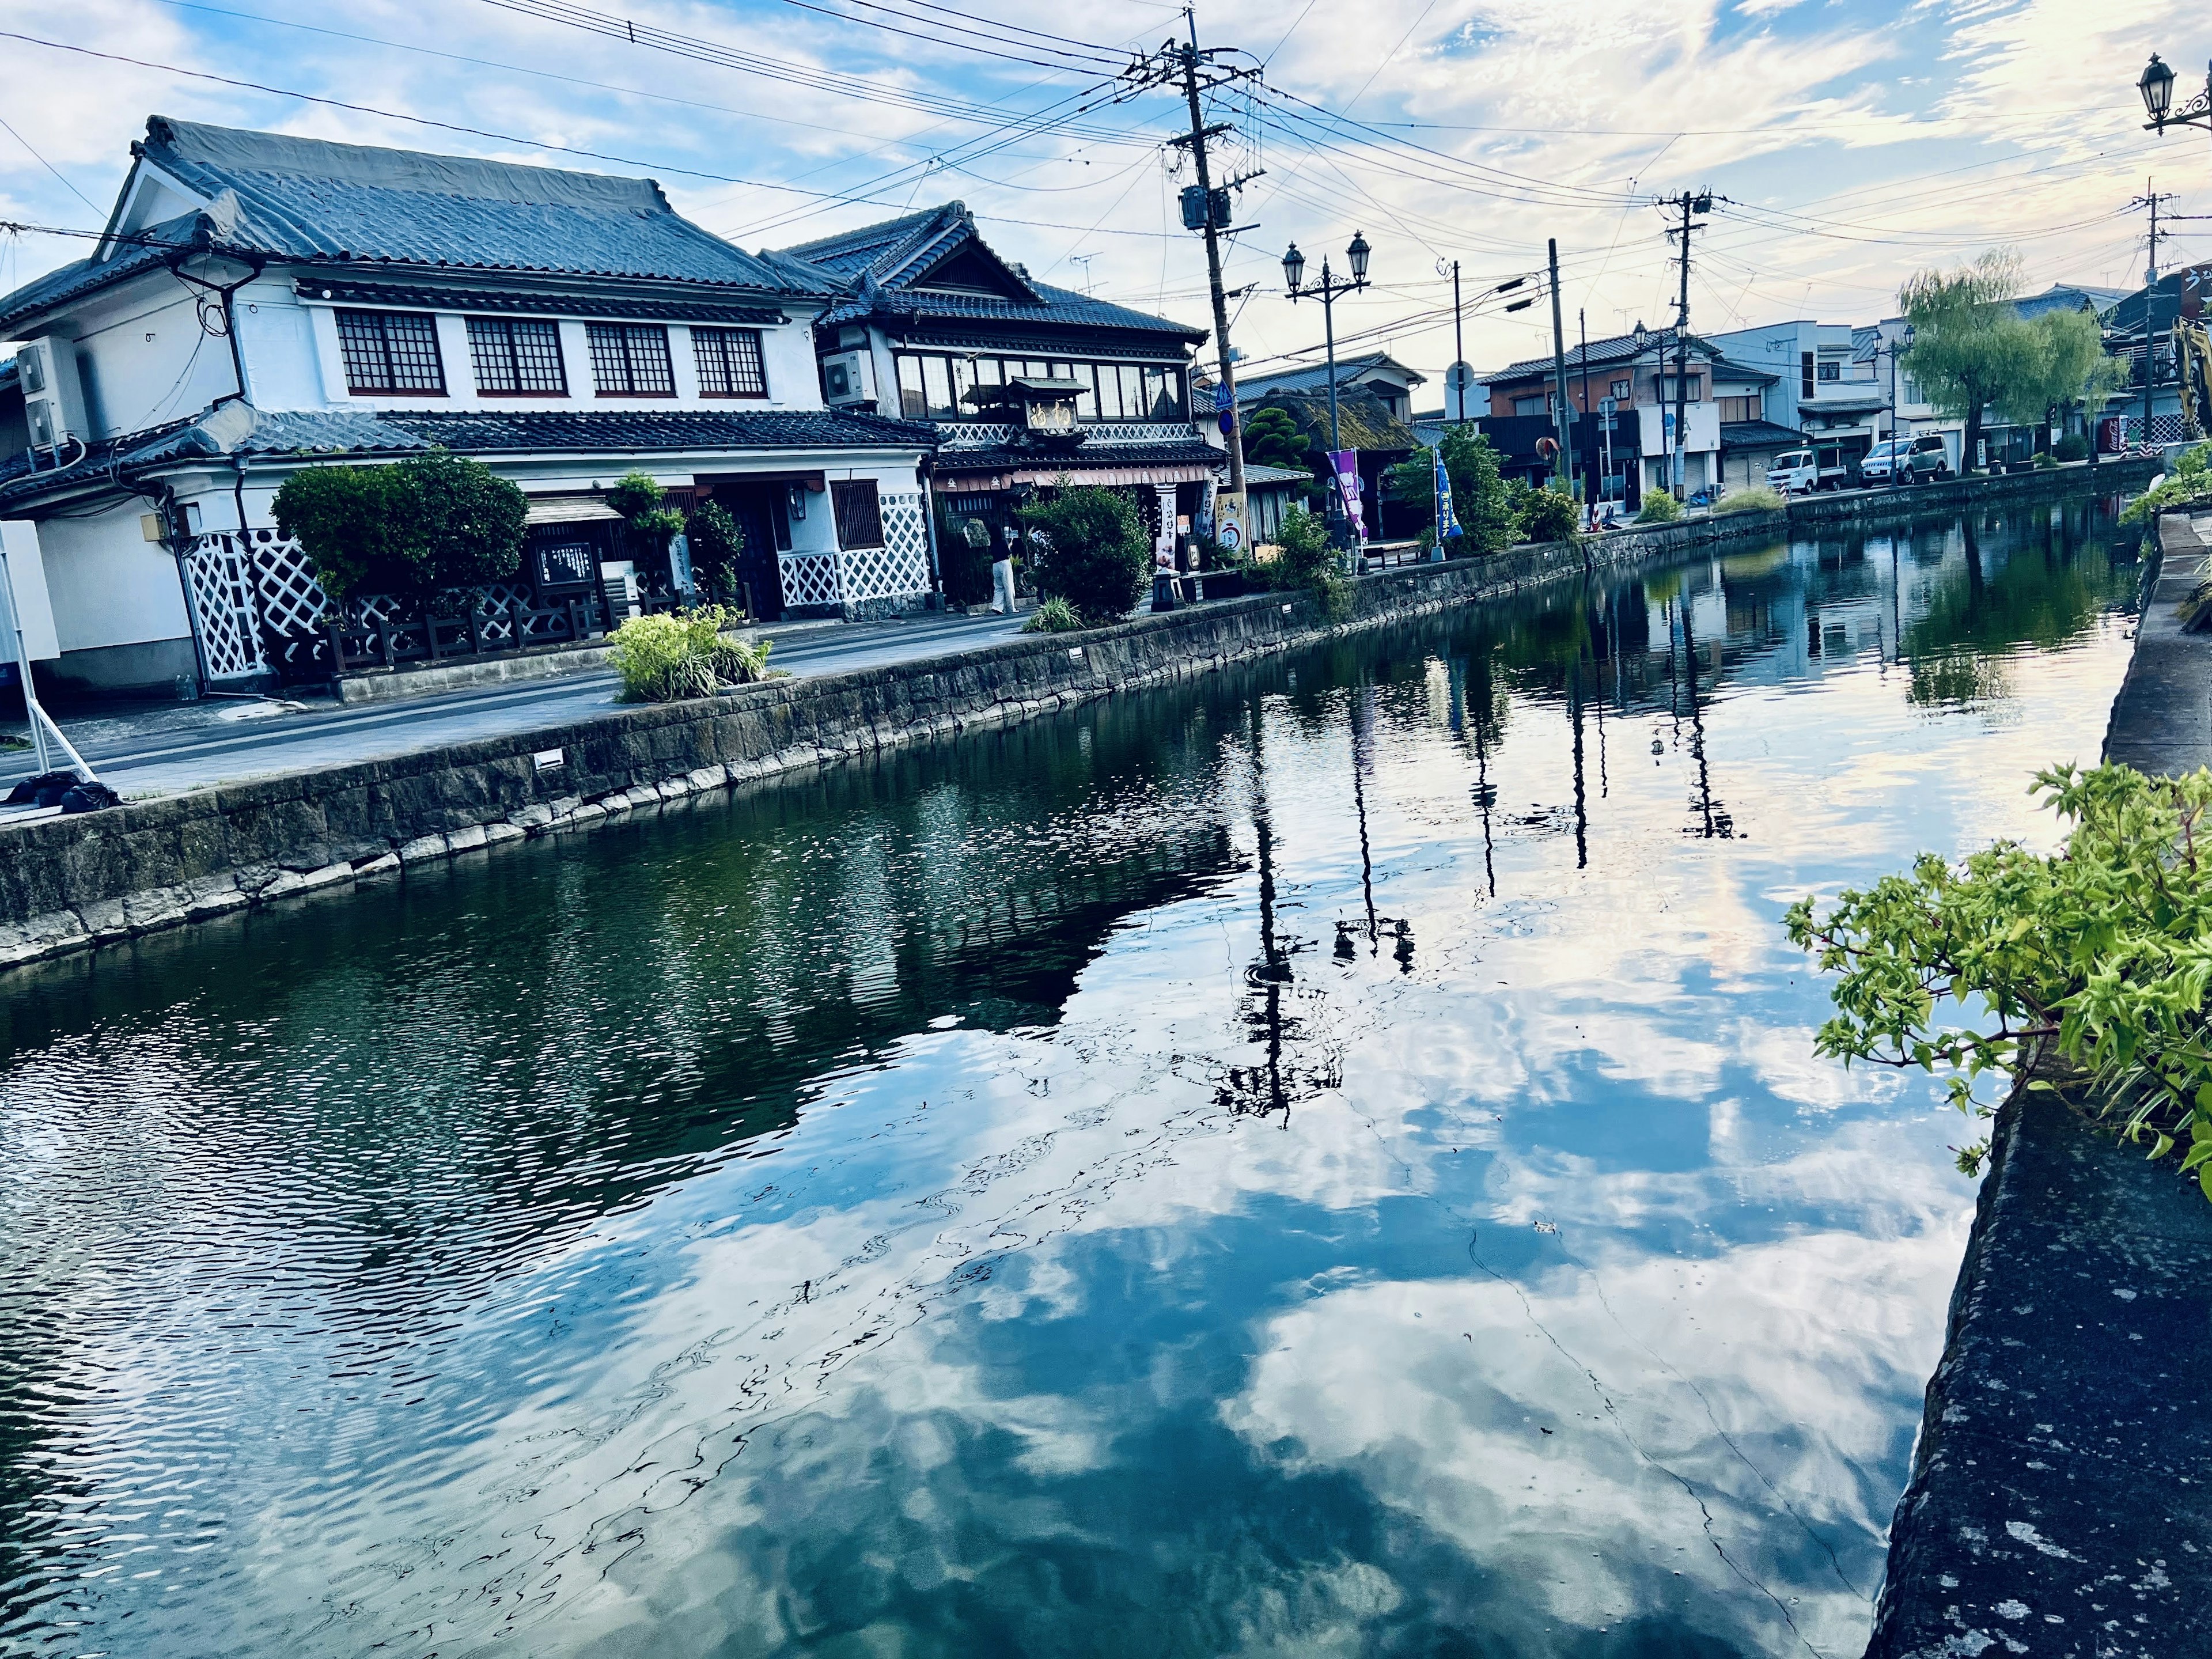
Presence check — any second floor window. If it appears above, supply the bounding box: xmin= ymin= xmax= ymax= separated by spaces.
xmin=1817 ymin=361 xmax=1842 ymax=383
xmin=1717 ymin=395 xmax=1761 ymax=423
xmin=694 ymin=328 xmax=768 ymax=397
xmin=587 ymin=323 xmax=675 ymax=396
xmin=468 ymin=317 xmax=566 ymax=395
xmin=336 ymin=309 xmax=444 ymax=395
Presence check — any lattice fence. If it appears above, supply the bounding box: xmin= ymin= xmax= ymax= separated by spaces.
xmin=842 ymin=493 xmax=933 ymax=604
xmin=779 ymin=550 xmax=843 ymax=609
xmin=182 ymin=533 xmax=269 ymax=681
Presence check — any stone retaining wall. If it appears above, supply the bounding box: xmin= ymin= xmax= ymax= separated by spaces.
xmin=0 ymin=462 xmax=2157 ymax=974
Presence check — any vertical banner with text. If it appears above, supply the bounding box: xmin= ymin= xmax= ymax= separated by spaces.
xmin=1329 ymin=450 xmax=1365 ymax=545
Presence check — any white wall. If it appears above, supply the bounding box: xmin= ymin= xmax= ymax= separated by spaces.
xmin=33 ymin=500 xmax=191 ymax=653
xmin=71 ymin=286 xmax=240 ymax=439
xmin=281 ymin=292 xmax=832 ymax=415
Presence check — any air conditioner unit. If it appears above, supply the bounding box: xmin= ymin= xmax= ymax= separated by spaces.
xmin=820 ymin=350 xmax=876 ymax=407
xmin=18 ymin=336 xmax=88 ymax=453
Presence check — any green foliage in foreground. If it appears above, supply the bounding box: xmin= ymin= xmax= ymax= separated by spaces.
xmin=1787 ymin=763 xmax=2212 ymax=1192
xmin=608 ymin=607 xmax=771 ymax=702
xmin=1713 ymin=485 xmax=1786 ymax=516
xmin=1017 ymin=486 xmax=1149 ymax=623
xmin=1023 ymin=596 xmax=1084 ymax=634
xmin=1634 ymin=489 xmax=1683 ymax=524
xmin=2122 ymin=442 xmax=2212 ymax=524
xmin=274 ymin=449 xmax=527 ymax=603
xmin=1260 ymin=504 xmax=1351 ymax=619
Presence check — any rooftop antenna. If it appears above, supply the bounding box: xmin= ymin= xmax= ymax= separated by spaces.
xmin=1070 ymin=252 xmax=1101 ymax=296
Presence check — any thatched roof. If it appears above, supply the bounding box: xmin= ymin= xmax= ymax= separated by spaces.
xmin=1251 ymin=388 xmax=1415 ymax=456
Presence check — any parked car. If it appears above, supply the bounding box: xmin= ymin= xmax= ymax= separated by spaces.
xmin=1766 ymin=441 xmax=1860 ymax=494
xmin=1859 ymin=434 xmax=1950 ymax=485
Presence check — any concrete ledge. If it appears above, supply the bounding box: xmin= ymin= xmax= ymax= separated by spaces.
xmin=334 ymin=641 xmax=618 ymax=704
xmin=1865 ymin=499 xmax=2212 ymax=1658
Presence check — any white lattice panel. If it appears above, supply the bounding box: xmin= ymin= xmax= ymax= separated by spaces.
xmin=781 ymin=550 xmax=843 ymax=609
xmin=840 ymin=494 xmax=933 ymax=603
xmin=249 ymin=532 xmax=332 ymax=635
xmin=937 ymin=423 xmax=1018 ymax=450
xmin=1096 ymin=422 xmax=1206 ymax=445
xmin=183 ymin=533 xmax=268 ymax=681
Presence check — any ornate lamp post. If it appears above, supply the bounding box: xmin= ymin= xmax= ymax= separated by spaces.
xmin=1284 ymin=232 xmax=1372 ymax=545
xmin=2138 ymin=53 xmax=2212 ymax=136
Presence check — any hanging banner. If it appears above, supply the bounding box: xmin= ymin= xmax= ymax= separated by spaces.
xmin=1330 ymin=449 xmax=1365 ymax=544
xmin=1433 ymin=452 xmax=1460 ymax=546
xmin=2179 ymin=320 xmax=2212 ymax=441
xmin=1213 ymin=490 xmax=1247 ymax=556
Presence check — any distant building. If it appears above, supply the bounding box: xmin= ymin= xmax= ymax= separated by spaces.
xmin=1234 ymin=353 xmax=1426 ymax=424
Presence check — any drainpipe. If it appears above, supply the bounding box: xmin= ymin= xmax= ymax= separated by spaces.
xmin=918 ymin=454 xmax=945 ymax=606
xmin=166 ymin=252 xmax=266 ymax=407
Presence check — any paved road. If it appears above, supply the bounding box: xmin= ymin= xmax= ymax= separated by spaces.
xmin=4 ymin=610 xmax=1029 ymax=800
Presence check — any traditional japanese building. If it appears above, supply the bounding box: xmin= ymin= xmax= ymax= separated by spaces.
xmin=0 ymin=118 xmax=936 ymax=696
xmin=774 ymin=203 xmax=1221 ymax=563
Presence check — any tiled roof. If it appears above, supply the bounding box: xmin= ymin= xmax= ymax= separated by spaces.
xmin=930 ymin=437 xmax=1224 ymax=474
xmin=1240 ymin=462 xmax=1314 ymax=486
xmin=290 ymin=278 xmax=787 ymax=325
xmin=1483 ymin=328 xmax=1708 ymax=385
xmin=1799 ymin=391 xmax=1889 ymax=416
xmin=1719 ymin=420 xmax=1807 ymax=449
xmin=0 ymin=211 xmax=210 ymax=337
xmin=1234 ymin=353 xmax=1425 ymax=400
xmin=0 ymin=402 xmax=932 ymax=508
xmin=777 ymin=202 xmax=1205 ymax=343
xmin=0 ymin=117 xmax=822 ymax=335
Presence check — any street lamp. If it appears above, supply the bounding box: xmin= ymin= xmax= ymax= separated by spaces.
xmin=2138 ymin=52 xmax=2212 ymax=134
xmin=1285 ymin=231 xmax=1374 ymax=546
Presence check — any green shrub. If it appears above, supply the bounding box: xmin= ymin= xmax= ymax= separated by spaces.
xmin=1787 ymin=763 xmax=2212 ymax=1192
xmin=1262 ymin=505 xmax=1351 ymax=618
xmin=1023 ymin=596 xmax=1084 ymax=634
xmin=273 ymin=464 xmax=407 ymax=602
xmin=608 ymin=606 xmax=770 ymax=702
xmin=274 ymin=449 xmax=525 ymax=603
xmin=1635 ymin=490 xmax=1683 ymax=524
xmin=2052 ymin=433 xmax=2089 ymax=462
xmin=1713 ymin=484 xmax=1786 ymax=515
xmin=1017 ymin=486 xmax=1149 ymax=622
xmin=1520 ymin=485 xmax=1581 ymax=545
xmin=2122 ymin=442 xmax=2212 ymax=523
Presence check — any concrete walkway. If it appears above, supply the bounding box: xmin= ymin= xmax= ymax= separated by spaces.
xmin=2 ymin=608 xmax=1028 ymax=800
xmin=1865 ymin=508 xmax=2212 ymax=1659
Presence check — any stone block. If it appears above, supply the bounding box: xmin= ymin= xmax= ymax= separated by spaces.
xmin=0 ymin=910 xmax=85 ymax=967
xmin=353 ymin=853 xmax=401 ymax=879
xmin=482 ymin=821 xmax=525 ymax=846
xmin=122 ymin=885 xmax=191 ymax=934
xmin=655 ymin=778 xmax=691 ymax=801
xmin=397 ymin=833 xmax=450 ymax=865
xmin=685 ymin=765 xmax=726 ymax=793
xmin=298 ymin=861 xmax=355 ymax=892
xmin=509 ymin=804 xmax=554 ymax=832
xmin=183 ymin=875 xmax=248 ymax=919
xmin=567 ymin=801 xmax=608 ymax=825
xmin=78 ymin=897 xmax=131 ymax=942
xmin=446 ymin=823 xmax=489 ymax=855
xmin=257 ymin=869 xmax=309 ymax=900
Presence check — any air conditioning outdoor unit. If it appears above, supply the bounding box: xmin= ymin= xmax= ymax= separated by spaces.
xmin=17 ymin=336 xmax=88 ymax=455
xmin=820 ymin=350 xmax=877 ymax=407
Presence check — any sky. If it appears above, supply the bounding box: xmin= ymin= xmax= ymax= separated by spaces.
xmin=0 ymin=0 xmax=2207 ymax=399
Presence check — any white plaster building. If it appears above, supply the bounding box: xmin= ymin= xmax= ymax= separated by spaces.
xmin=0 ymin=118 xmax=938 ymax=696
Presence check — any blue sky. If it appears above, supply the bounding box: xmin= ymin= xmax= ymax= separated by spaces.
xmin=0 ymin=0 xmax=2206 ymax=392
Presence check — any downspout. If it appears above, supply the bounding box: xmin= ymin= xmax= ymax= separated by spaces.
xmin=165 ymin=251 xmax=267 ymax=407
xmin=919 ymin=452 xmax=944 ymax=605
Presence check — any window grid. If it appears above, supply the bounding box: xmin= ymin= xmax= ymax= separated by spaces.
xmin=587 ymin=323 xmax=675 ymax=396
xmin=832 ymin=479 xmax=885 ymax=550
xmin=694 ymin=327 xmax=768 ymax=398
xmin=336 ymin=309 xmax=445 ymax=395
xmin=467 ymin=317 xmax=567 ymax=396
xmin=891 ymin=352 xmax=1187 ymax=422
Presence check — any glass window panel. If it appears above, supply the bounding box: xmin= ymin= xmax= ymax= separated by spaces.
xmin=1098 ymin=364 xmax=1123 ymax=419
xmin=949 ymin=355 xmax=977 ymax=416
xmin=897 ymin=354 xmax=927 ymax=418
xmin=1119 ymin=365 xmax=1143 ymax=419
xmin=975 ymin=358 xmax=1003 ymax=385
xmin=921 ymin=355 xmax=954 ymax=419
xmin=510 ymin=320 xmax=566 ymax=393
xmin=1074 ymin=364 xmax=1098 ymax=421
xmin=694 ymin=327 xmax=767 ymax=397
xmin=337 ymin=310 xmax=445 ymax=395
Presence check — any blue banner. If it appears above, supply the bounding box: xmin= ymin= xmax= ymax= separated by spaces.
xmin=1434 ymin=451 xmax=1460 ymax=543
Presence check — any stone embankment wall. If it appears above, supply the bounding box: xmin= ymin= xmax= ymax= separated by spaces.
xmin=1862 ymin=505 xmax=2210 ymax=1659
xmin=0 ymin=461 xmax=2158 ymax=974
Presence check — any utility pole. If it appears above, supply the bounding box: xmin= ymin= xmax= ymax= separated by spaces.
xmin=1548 ymin=238 xmax=1573 ymax=495
xmin=1578 ymin=306 xmax=1591 ymax=507
xmin=1127 ymin=12 xmax=1263 ymax=498
xmin=1450 ymin=259 xmax=1465 ymax=423
xmin=2129 ymin=181 xmax=2177 ymax=446
xmin=1663 ymin=191 xmax=1711 ymax=499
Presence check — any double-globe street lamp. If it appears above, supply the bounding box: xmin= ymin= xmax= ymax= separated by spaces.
xmin=1283 ymin=231 xmax=1372 ymax=545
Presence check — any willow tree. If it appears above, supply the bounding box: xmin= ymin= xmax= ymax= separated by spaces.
xmin=1900 ymin=250 xmax=2035 ymax=473
xmin=1999 ymin=308 xmax=2128 ymax=450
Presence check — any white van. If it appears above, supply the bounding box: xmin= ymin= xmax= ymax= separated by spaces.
xmin=1766 ymin=450 xmax=1819 ymax=494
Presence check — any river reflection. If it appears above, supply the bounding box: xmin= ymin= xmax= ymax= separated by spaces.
xmin=0 ymin=497 xmax=2139 ymax=1656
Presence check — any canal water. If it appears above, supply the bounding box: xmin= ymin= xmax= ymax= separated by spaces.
xmin=0 ymin=498 xmax=2141 ymax=1657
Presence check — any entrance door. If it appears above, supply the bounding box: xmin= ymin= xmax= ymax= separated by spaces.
xmin=713 ymin=486 xmax=786 ymax=622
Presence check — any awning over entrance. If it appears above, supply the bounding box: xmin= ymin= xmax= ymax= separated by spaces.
xmin=524 ymin=497 xmax=624 ymax=526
